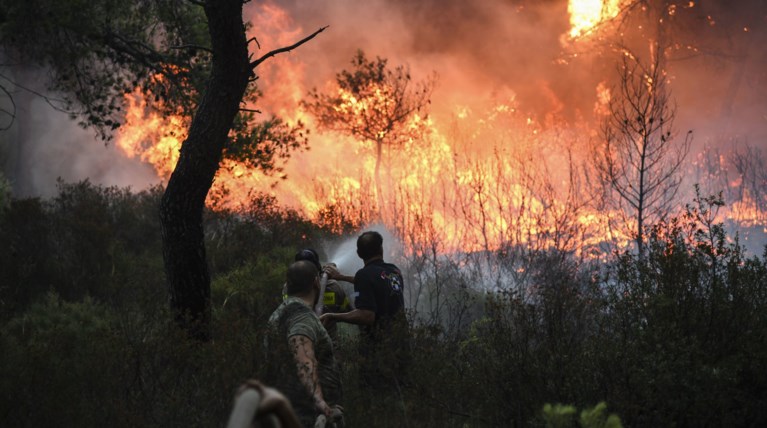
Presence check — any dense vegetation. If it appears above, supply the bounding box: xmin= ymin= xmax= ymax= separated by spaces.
xmin=0 ymin=180 xmax=765 ymax=427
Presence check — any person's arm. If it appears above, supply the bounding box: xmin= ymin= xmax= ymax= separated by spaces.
xmin=323 ymin=265 xmax=355 ymax=284
xmin=258 ymin=386 xmax=302 ymax=428
xmin=321 ymin=308 xmax=375 ymax=326
xmin=288 ymin=335 xmax=332 ymax=417
xmin=230 ymin=380 xmax=302 ymax=428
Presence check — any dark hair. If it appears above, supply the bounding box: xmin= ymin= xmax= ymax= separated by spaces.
xmin=286 ymin=261 xmax=318 ymax=296
xmin=356 ymin=231 xmax=384 ymax=260
xmin=294 ymin=248 xmax=321 ymax=272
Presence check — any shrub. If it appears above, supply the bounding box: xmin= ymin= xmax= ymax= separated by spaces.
xmin=595 ymin=192 xmax=767 ymax=426
xmin=541 ymin=402 xmax=622 ymax=428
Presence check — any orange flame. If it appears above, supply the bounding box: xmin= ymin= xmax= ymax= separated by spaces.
xmin=116 ymin=85 xmax=186 ymax=180
xmin=114 ymin=1 xmax=765 ymax=256
xmin=567 ymin=0 xmax=624 ymax=38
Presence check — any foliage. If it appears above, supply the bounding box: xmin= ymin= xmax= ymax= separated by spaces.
xmin=0 ymin=291 xmax=261 ymax=427
xmin=205 ymin=192 xmax=326 ymax=275
xmin=593 ymin=189 xmax=767 ymax=426
xmin=541 ymin=402 xmax=622 ymax=428
xmin=224 ymin=114 xmax=309 ymax=180
xmin=0 ymin=181 xmax=327 ymax=426
xmin=0 ymin=0 xmax=209 ymax=139
xmin=1 ymin=183 xmax=766 ymax=426
xmin=0 ymin=293 xmax=126 ymax=426
xmin=0 ymin=170 xmax=9 ymax=214
xmin=302 ymin=50 xmax=435 ymax=210
xmin=0 ymin=0 xmax=309 ymax=170
xmin=0 ymin=181 xmax=165 ymax=318
xmin=303 ymin=50 xmax=434 ymax=149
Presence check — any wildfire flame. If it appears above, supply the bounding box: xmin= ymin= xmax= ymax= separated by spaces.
xmin=115 ymin=1 xmax=766 ymax=256
xmin=567 ymin=0 xmax=624 ymax=38
xmin=117 ymin=84 xmax=185 ymax=180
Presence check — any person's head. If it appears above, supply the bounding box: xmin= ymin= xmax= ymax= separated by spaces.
xmin=356 ymin=231 xmax=384 ymax=261
xmin=285 ymin=260 xmax=320 ymax=298
xmin=294 ymin=248 xmax=322 ymax=272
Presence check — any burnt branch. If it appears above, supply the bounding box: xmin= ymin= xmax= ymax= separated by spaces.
xmin=247 ymin=36 xmax=261 ymax=50
xmin=250 ymin=26 xmax=328 ymax=69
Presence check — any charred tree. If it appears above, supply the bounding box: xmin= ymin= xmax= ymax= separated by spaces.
xmin=593 ymin=49 xmax=691 ymax=257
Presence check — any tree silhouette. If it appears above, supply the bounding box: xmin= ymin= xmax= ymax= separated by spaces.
xmin=592 ymin=49 xmax=691 ymax=257
xmin=302 ymin=50 xmax=434 ymax=215
xmin=0 ymin=0 xmax=324 ymax=339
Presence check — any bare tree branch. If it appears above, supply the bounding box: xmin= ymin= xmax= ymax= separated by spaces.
xmin=247 ymin=36 xmax=261 ymax=50
xmin=0 ymin=84 xmax=16 ymax=130
xmin=592 ymin=47 xmax=691 ymax=255
xmin=0 ymin=73 xmax=70 ymax=113
xmin=250 ymin=26 xmax=328 ymax=69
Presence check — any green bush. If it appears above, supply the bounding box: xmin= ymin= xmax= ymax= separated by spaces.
xmin=0 ymin=180 xmax=166 ymax=318
xmin=0 ymin=171 xmax=10 ymax=215
xmin=1 ymin=183 xmax=766 ymax=427
xmin=0 ymin=293 xmax=126 ymax=426
xmin=541 ymin=402 xmax=622 ymax=428
xmin=594 ymin=192 xmax=767 ymax=426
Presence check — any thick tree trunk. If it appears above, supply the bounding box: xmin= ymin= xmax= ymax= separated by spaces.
xmin=159 ymin=0 xmax=250 ymax=341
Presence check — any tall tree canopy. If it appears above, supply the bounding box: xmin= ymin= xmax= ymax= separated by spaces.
xmin=0 ymin=0 xmax=324 ymax=339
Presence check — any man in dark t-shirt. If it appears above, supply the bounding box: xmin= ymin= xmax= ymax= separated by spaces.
xmin=352 ymin=258 xmax=405 ymax=345
xmin=320 ymin=231 xmax=409 ymax=389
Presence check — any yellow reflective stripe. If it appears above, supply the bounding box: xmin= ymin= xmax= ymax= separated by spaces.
xmin=323 ymin=291 xmax=336 ymax=305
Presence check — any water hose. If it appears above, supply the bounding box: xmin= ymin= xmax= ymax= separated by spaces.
xmin=315 ymin=272 xmax=328 ymax=316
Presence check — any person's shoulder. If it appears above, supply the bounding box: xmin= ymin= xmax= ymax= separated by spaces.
xmin=267 ymin=301 xmax=288 ymax=325
xmin=285 ymin=304 xmax=322 ymax=341
xmin=280 ymin=300 xmax=312 ymax=322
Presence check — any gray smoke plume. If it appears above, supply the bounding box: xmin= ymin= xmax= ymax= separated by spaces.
xmin=0 ymin=67 xmax=159 ymax=198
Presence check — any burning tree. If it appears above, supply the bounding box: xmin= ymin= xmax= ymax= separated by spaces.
xmin=0 ymin=0 xmax=324 ymax=339
xmin=592 ymin=49 xmax=691 ymax=256
xmin=302 ymin=50 xmax=435 ymax=215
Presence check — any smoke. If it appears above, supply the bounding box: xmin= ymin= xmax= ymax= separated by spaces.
xmin=320 ymin=225 xmax=409 ymax=310
xmin=255 ymin=0 xmax=583 ymax=121
xmin=253 ymin=0 xmax=767 ymax=142
xmin=322 ymin=225 xmax=406 ymax=276
xmin=1 ymin=68 xmax=159 ymax=198
xmin=4 ymin=0 xmax=765 ymax=230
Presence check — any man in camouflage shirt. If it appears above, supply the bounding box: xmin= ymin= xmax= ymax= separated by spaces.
xmin=264 ymin=260 xmax=343 ymax=427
